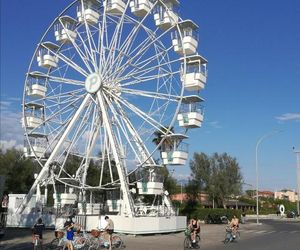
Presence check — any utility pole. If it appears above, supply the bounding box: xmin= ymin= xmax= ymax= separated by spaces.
xmin=293 ymin=147 xmax=300 ymax=216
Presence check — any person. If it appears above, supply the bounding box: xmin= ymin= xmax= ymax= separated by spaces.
xmin=188 ymin=217 xmax=200 ymax=247
xmin=64 ymin=216 xmax=75 ymax=250
xmin=104 ymin=216 xmax=114 ymax=250
xmin=229 ymin=215 xmax=239 ymax=236
xmin=32 ymin=218 xmax=45 ymax=249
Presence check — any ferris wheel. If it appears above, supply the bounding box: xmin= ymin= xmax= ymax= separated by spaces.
xmin=20 ymin=0 xmax=207 ymax=216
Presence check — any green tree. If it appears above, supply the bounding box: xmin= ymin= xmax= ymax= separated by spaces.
xmin=0 ymin=148 xmax=36 ymax=193
xmin=190 ymin=152 xmax=243 ymax=208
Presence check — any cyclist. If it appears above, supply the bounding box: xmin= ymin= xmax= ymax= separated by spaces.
xmin=188 ymin=217 xmax=200 ymax=247
xmin=229 ymin=215 xmax=239 ymax=237
xmin=32 ymin=218 xmax=45 ymax=249
xmin=104 ymin=216 xmax=114 ymax=250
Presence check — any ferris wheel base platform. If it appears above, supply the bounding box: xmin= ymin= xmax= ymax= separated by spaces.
xmin=6 ymin=212 xmax=187 ymax=235
xmin=107 ymin=215 xmax=187 ymax=235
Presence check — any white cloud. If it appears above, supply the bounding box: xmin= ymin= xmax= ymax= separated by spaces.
xmin=0 ymin=103 xmax=24 ymax=149
xmin=275 ymin=113 xmax=300 ymax=121
xmin=0 ymin=139 xmax=23 ymax=152
xmin=208 ymin=121 xmax=222 ymax=128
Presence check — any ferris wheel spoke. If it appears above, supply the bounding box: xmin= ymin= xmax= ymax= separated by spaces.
xmin=76 ymin=27 xmax=99 ymax=72
xmin=41 ymin=43 xmax=89 ymax=76
xmin=109 ymin=91 xmax=169 ymax=135
xmin=78 ymin=107 xmax=102 ymax=185
xmin=113 ymin=3 xmax=156 ymax=69
xmin=57 ymin=98 xmax=94 ymax=177
xmin=58 ymin=19 xmax=95 ymax=74
xmin=119 ymin=88 xmax=180 ymax=102
xmin=105 ymin=95 xmax=154 ymax=165
xmin=112 ymin=28 xmax=175 ymax=81
xmin=100 ymin=5 xmax=129 ymax=80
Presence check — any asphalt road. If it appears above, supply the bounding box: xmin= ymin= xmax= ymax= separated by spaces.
xmin=0 ymin=219 xmax=299 ymax=250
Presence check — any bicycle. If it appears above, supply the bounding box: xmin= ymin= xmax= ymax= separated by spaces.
xmin=90 ymin=230 xmax=123 ymax=249
xmin=33 ymin=234 xmax=42 ymax=250
xmin=223 ymin=226 xmax=240 ymax=244
xmin=183 ymin=228 xmax=200 ymax=249
xmin=46 ymin=230 xmax=93 ymax=250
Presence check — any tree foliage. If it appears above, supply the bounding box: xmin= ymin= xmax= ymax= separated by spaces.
xmin=189 ymin=152 xmax=243 ymax=207
xmin=0 ymin=148 xmax=36 ymax=193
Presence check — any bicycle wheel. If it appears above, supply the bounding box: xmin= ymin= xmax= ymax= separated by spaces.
xmin=195 ymin=235 xmax=201 ymax=248
xmin=46 ymin=238 xmax=63 ymax=250
xmin=234 ymin=231 xmax=240 ymax=241
xmin=112 ymin=235 xmax=123 ymax=249
xmin=223 ymin=233 xmax=231 ymax=244
xmin=88 ymin=237 xmax=100 ymax=250
xmin=183 ymin=237 xmax=191 ymax=250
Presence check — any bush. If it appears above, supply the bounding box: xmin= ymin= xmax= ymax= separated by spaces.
xmin=182 ymin=208 xmax=242 ymax=222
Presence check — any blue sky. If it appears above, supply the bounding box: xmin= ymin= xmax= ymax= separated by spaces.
xmin=1 ymin=0 xmax=300 ymax=191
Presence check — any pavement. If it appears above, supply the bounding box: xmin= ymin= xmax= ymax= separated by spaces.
xmin=0 ymin=218 xmax=299 ymax=250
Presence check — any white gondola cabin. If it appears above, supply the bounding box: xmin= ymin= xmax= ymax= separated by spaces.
xmin=37 ymin=42 xmax=59 ymax=69
xmin=182 ymin=54 xmax=208 ymax=91
xmin=153 ymin=0 xmax=179 ymax=30
xmin=161 ymin=134 xmax=188 ymax=165
xmin=172 ymin=20 xmax=199 ymax=55
xmin=55 ymin=16 xmax=78 ymax=43
xmin=137 ymin=166 xmax=164 ymax=195
xmin=130 ymin=0 xmax=153 ymax=17
xmin=24 ymin=133 xmax=47 ymax=159
xmin=26 ymin=72 xmax=48 ymax=98
xmin=104 ymin=0 xmax=126 ymax=15
xmin=22 ymin=103 xmax=44 ymax=129
xmin=77 ymin=0 xmax=100 ymax=24
xmin=177 ymin=95 xmax=204 ymax=128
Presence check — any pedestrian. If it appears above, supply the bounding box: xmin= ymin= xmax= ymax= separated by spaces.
xmin=64 ymin=216 xmax=75 ymax=250
xmin=104 ymin=216 xmax=114 ymax=250
xmin=32 ymin=218 xmax=45 ymax=249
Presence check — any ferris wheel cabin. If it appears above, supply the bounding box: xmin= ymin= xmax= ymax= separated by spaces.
xmin=177 ymin=95 xmax=204 ymax=128
xmin=136 ymin=167 xmax=164 ymax=195
xmin=153 ymin=0 xmax=179 ymax=30
xmin=26 ymin=71 xmax=48 ymax=98
xmin=104 ymin=0 xmax=126 ymax=15
xmin=172 ymin=20 xmax=199 ymax=55
xmin=55 ymin=16 xmax=78 ymax=43
xmin=23 ymin=133 xmax=47 ymax=159
xmin=37 ymin=42 xmax=59 ymax=69
xmin=22 ymin=102 xmax=44 ymax=129
xmin=182 ymin=54 xmax=208 ymax=91
xmin=130 ymin=0 xmax=153 ymax=17
xmin=77 ymin=0 xmax=100 ymax=24
xmin=161 ymin=134 xmax=188 ymax=165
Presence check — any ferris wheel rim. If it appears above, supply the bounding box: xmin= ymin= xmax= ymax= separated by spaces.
xmin=22 ymin=0 xmax=191 ymax=191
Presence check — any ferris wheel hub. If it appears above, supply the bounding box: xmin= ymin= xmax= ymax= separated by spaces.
xmin=85 ymin=73 xmax=102 ymax=94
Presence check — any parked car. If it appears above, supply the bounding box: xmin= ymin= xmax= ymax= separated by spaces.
xmin=286 ymin=211 xmax=298 ymax=218
xmin=205 ymin=214 xmax=228 ymax=224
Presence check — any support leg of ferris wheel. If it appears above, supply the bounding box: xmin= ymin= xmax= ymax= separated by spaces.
xmin=96 ymin=91 xmax=135 ymax=217
xmin=17 ymin=95 xmax=91 ymax=214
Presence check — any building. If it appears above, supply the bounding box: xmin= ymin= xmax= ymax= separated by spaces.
xmin=258 ymin=191 xmax=274 ymax=198
xmin=274 ymin=190 xmax=299 ymax=202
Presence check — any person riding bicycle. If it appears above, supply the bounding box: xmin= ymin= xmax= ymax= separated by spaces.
xmin=188 ymin=217 xmax=200 ymax=247
xmin=229 ymin=215 xmax=239 ymax=236
xmin=104 ymin=216 xmax=114 ymax=250
xmin=32 ymin=218 xmax=45 ymax=249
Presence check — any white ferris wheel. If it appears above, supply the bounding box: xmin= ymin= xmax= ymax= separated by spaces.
xmin=20 ymin=0 xmax=208 ymax=217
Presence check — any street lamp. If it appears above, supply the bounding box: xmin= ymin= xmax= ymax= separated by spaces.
xmin=293 ymin=147 xmax=300 ymax=216
xmin=255 ymin=130 xmax=281 ymax=224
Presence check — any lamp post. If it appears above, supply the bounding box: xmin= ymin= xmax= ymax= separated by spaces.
xmin=293 ymin=148 xmax=300 ymax=216
xmin=255 ymin=130 xmax=281 ymax=224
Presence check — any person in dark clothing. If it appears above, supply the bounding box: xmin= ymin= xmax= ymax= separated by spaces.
xmin=32 ymin=218 xmax=45 ymax=248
